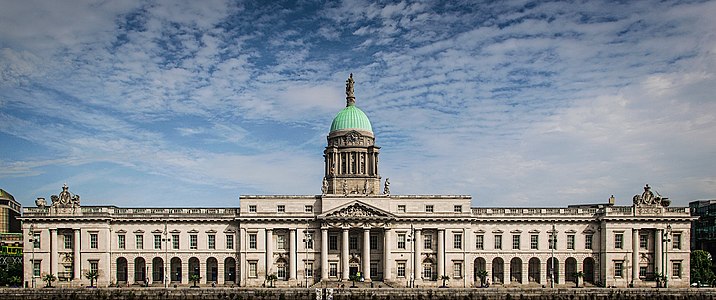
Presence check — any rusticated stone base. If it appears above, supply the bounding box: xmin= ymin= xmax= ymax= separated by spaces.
xmin=0 ymin=287 xmax=714 ymax=300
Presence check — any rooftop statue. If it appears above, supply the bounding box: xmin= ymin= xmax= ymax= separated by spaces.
xmin=346 ymin=73 xmax=354 ymax=98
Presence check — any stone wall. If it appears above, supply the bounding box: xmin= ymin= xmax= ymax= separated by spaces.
xmin=0 ymin=288 xmax=714 ymax=300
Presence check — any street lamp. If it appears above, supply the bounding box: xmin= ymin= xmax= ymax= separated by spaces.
xmin=663 ymin=224 xmax=672 ymax=288
xmin=303 ymin=228 xmax=312 ymax=288
xmin=550 ymin=222 xmax=556 ymax=288
xmin=408 ymin=224 xmax=414 ymax=288
xmin=164 ymin=219 xmax=168 ymax=289
xmin=29 ymin=224 xmax=35 ymax=288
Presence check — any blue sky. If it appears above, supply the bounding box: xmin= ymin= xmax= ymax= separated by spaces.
xmin=1 ymin=0 xmax=715 ymax=208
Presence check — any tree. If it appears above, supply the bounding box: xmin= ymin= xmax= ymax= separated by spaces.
xmin=42 ymin=273 xmax=56 ymax=288
xmin=691 ymin=250 xmax=716 ymax=286
xmin=190 ymin=274 xmax=201 ymax=287
xmin=84 ymin=270 xmax=99 ymax=287
xmin=439 ymin=275 xmax=450 ymax=287
xmin=265 ymin=274 xmax=277 ymax=288
xmin=349 ymin=274 xmax=360 ymax=288
xmin=573 ymin=271 xmax=584 ymax=288
xmin=476 ymin=270 xmax=489 ymax=287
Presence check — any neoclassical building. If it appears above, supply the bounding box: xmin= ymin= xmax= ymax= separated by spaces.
xmin=22 ymin=76 xmax=692 ymax=288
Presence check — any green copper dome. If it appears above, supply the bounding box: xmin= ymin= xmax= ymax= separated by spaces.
xmin=330 ymin=104 xmax=373 ymax=133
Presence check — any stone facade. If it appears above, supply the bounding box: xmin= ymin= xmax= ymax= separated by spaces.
xmin=21 ymin=77 xmax=692 ymax=289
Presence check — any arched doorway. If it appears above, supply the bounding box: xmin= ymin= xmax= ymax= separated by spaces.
xmin=116 ymin=257 xmax=128 ymax=283
xmin=422 ymin=258 xmax=436 ymax=281
xmin=170 ymin=257 xmax=182 ymax=283
xmin=349 ymin=257 xmax=361 ymax=278
xmin=565 ymin=257 xmax=577 ymax=284
xmin=583 ymin=257 xmax=595 ymax=284
xmin=189 ymin=257 xmax=200 ymax=283
xmin=547 ymin=257 xmax=559 ymax=285
xmin=134 ymin=257 xmax=146 ymax=284
xmin=510 ymin=257 xmax=522 ymax=284
xmin=206 ymin=257 xmax=218 ymax=283
xmin=152 ymin=257 xmax=164 ymax=283
xmin=528 ymin=257 xmax=540 ymax=284
xmin=492 ymin=257 xmax=504 ymax=284
xmin=225 ymin=257 xmax=237 ymax=284
xmin=474 ymin=257 xmax=487 ymax=286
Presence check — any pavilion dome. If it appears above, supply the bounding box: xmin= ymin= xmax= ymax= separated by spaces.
xmin=329 ymin=103 xmax=373 ymax=133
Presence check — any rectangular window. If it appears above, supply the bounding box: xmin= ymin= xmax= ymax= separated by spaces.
xmin=549 ymin=234 xmax=557 ymax=250
xmin=190 ymin=234 xmax=197 ymax=250
xmin=305 ymin=205 xmax=313 ymax=213
xmin=614 ymin=261 xmax=624 ymax=277
xmin=33 ymin=261 xmax=41 ymax=277
xmin=672 ymin=261 xmax=681 ymax=278
xmin=425 ymin=205 xmax=434 ymax=213
xmin=585 ymin=234 xmax=593 ymax=250
xmin=512 ymin=234 xmax=520 ymax=250
xmin=64 ymin=235 xmax=72 ymax=249
xmin=277 ymin=205 xmax=285 ymax=213
xmin=304 ymin=232 xmax=313 ymax=249
xmin=614 ymin=233 xmax=623 ymax=249
xmin=398 ymin=234 xmax=406 ymax=249
xmin=639 ymin=266 xmax=647 ymax=278
xmin=476 ymin=235 xmax=484 ymax=250
xmin=494 ymin=235 xmax=502 ymax=250
xmin=397 ymin=262 xmax=406 ymax=277
xmin=530 ymin=235 xmax=539 ymax=250
xmin=424 ymin=234 xmax=433 ymax=250
xmin=640 ymin=234 xmax=648 ymax=249
xmin=672 ymin=233 xmax=681 ymax=250
xmin=305 ymin=262 xmax=313 ymax=277
xmin=172 ymin=234 xmax=180 ymax=249
xmin=453 ymin=262 xmax=462 ymax=278
xmin=249 ymin=205 xmax=257 ymax=212
xmin=349 ymin=236 xmax=358 ymax=250
xmin=371 ymin=262 xmax=378 ymax=278
xmin=454 ymin=205 xmax=462 ymax=213
xmin=370 ymin=235 xmax=378 ymax=250
xmin=398 ymin=205 xmax=406 ymax=213
xmin=329 ymin=263 xmax=338 ymax=277
xmin=208 ymin=234 xmax=216 ymax=249
xmin=567 ymin=234 xmax=575 ymax=250
xmin=454 ymin=233 xmax=462 ymax=249
xmin=154 ymin=235 xmax=162 ymax=249
xmin=277 ymin=235 xmax=286 ymax=250
xmin=118 ymin=235 xmax=125 ymax=249
xmin=249 ymin=233 xmax=257 ymax=249
xmin=33 ymin=233 xmax=40 ymax=248
xmin=249 ymin=262 xmax=257 ymax=277
xmin=90 ymin=260 xmax=98 ymax=274
xmin=226 ymin=234 xmax=234 ymax=249
xmin=329 ymin=235 xmax=338 ymax=250
xmin=136 ymin=234 xmax=143 ymax=249
xmin=90 ymin=233 xmax=98 ymax=249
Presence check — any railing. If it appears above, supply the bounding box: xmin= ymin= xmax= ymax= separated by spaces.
xmin=471 ymin=207 xmax=602 ymax=217
xmin=24 ymin=206 xmax=240 ymax=217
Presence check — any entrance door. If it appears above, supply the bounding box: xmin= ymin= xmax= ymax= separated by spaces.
xmin=349 ymin=266 xmax=358 ymax=277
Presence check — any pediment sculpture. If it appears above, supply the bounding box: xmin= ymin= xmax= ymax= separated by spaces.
xmin=326 ymin=203 xmax=389 ymax=219
xmin=50 ymin=184 xmax=81 ymax=209
xmin=632 ymin=184 xmax=670 ymax=207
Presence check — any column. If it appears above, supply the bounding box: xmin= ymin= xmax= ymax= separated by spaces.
xmin=321 ymin=228 xmax=328 ymax=281
xmin=363 ymin=228 xmax=371 ymax=281
xmin=414 ymin=229 xmax=422 ymax=281
xmin=383 ymin=228 xmax=391 ymax=281
xmin=239 ymin=227 xmax=246 ymax=287
xmin=342 ymin=229 xmax=349 ymax=281
xmin=655 ymin=229 xmax=663 ymax=275
xmin=290 ymin=229 xmax=297 ymax=280
xmin=632 ymin=229 xmax=639 ymax=284
xmin=265 ymin=229 xmax=273 ymax=276
xmin=50 ymin=229 xmax=58 ymax=276
xmin=437 ymin=229 xmax=445 ymax=279
xmin=73 ymin=229 xmax=81 ymax=280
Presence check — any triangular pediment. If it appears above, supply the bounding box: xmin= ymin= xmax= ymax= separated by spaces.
xmin=319 ymin=201 xmax=395 ymax=220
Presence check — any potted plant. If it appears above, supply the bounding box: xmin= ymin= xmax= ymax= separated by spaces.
xmin=190 ymin=274 xmax=201 ymax=288
xmin=440 ymin=275 xmax=450 ymax=288
xmin=573 ymin=271 xmax=584 ymax=288
xmin=477 ymin=270 xmax=489 ymax=287
xmin=349 ymin=274 xmax=360 ymax=288
xmin=265 ymin=274 xmax=278 ymax=288
xmin=42 ymin=273 xmax=56 ymax=288
xmin=84 ymin=270 xmax=99 ymax=288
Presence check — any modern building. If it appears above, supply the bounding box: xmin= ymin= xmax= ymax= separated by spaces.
xmin=0 ymin=189 xmax=21 ymax=233
xmin=21 ymin=76 xmax=693 ymax=288
xmin=690 ymin=200 xmax=716 ymax=259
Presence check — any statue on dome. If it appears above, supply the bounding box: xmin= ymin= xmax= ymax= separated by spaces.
xmin=346 ymin=73 xmax=354 ymax=98
xmin=322 ymin=177 xmax=328 ymax=194
xmin=383 ymin=178 xmax=390 ymax=195
xmin=342 ymin=179 xmax=348 ymax=196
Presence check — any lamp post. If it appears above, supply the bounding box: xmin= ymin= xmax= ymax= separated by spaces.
xmin=303 ymin=227 xmax=312 ymax=288
xmin=408 ymin=224 xmax=414 ymax=288
xmin=663 ymin=224 xmax=672 ymax=288
xmin=550 ymin=223 xmax=555 ymax=288
xmin=29 ymin=224 xmax=35 ymax=288
xmin=164 ymin=219 xmax=168 ymax=289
